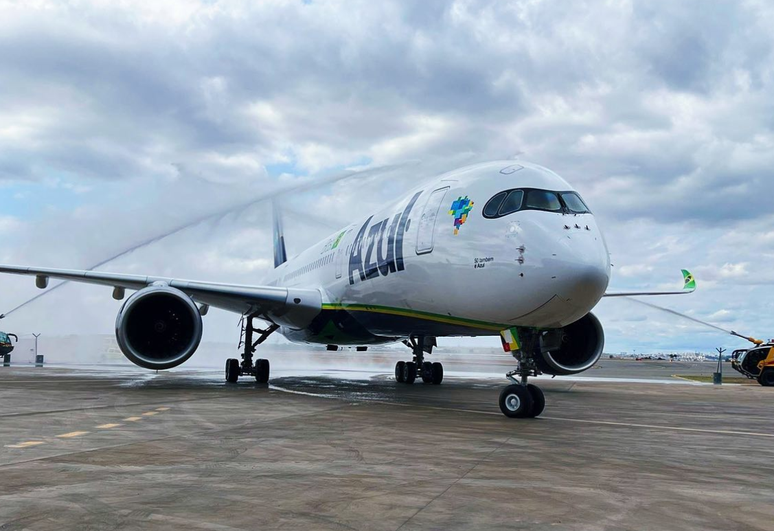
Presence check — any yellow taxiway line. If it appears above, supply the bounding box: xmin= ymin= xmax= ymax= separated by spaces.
xmin=55 ymin=431 xmax=90 ymax=438
xmin=5 ymin=441 xmax=45 ymax=448
xmin=4 ymin=406 xmax=172 ymax=449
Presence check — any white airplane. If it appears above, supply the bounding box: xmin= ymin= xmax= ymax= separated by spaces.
xmin=0 ymin=161 xmax=695 ymax=417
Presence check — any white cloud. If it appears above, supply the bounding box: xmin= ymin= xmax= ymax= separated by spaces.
xmin=708 ymin=309 xmax=735 ymax=323
xmin=616 ymin=264 xmax=654 ymax=278
xmin=0 ymin=215 xmax=23 ymax=235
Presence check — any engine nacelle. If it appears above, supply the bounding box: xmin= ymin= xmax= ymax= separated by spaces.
xmin=535 ymin=312 xmax=605 ymax=375
xmin=115 ymin=285 xmax=203 ymax=370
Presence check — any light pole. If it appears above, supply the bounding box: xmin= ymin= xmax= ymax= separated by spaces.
xmin=33 ymin=333 xmax=41 ymax=366
xmin=714 ymin=347 xmax=725 ymax=385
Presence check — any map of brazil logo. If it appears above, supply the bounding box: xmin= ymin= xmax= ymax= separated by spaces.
xmin=449 ymin=196 xmax=474 ymax=235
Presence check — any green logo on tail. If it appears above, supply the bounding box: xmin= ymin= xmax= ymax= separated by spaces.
xmin=681 ymin=269 xmax=696 ymax=291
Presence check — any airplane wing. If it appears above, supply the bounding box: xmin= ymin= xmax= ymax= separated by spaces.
xmin=0 ymin=265 xmax=321 ymax=328
xmin=603 ymin=269 xmax=696 ymax=298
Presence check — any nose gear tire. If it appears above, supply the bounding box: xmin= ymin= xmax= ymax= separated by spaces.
xmin=499 ymin=384 xmax=533 ymax=418
xmin=526 ymin=384 xmax=545 ymax=417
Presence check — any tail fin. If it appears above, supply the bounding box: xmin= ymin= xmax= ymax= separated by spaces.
xmin=272 ymin=199 xmax=287 ymax=268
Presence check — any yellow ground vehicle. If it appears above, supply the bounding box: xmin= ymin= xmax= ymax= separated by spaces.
xmin=730 ymin=334 xmax=774 ymax=386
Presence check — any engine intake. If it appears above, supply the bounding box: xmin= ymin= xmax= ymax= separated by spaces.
xmin=535 ymin=312 xmax=604 ymax=375
xmin=115 ymin=285 xmax=203 ymax=370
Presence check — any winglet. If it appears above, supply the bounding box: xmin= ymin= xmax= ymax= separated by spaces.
xmin=603 ymin=269 xmax=697 ymax=298
xmin=681 ymin=269 xmax=696 ymax=292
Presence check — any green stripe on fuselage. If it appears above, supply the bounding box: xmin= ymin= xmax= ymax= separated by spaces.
xmin=320 ymin=303 xmax=508 ymax=332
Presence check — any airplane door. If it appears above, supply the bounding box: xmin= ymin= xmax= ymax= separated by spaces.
xmin=415 ymin=187 xmax=449 ymax=255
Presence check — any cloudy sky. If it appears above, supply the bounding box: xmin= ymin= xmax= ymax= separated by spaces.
xmin=1 ymin=0 xmax=773 ymax=356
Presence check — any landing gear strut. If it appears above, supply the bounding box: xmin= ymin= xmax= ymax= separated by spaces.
xmin=395 ymin=335 xmax=443 ymax=385
xmin=498 ymin=330 xmax=545 ymax=418
xmin=225 ymin=314 xmax=278 ymax=384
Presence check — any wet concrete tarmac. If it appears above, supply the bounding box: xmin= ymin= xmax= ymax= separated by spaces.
xmin=1 ymin=361 xmax=773 ymax=530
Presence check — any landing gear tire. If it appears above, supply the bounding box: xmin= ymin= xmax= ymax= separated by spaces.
xmin=526 ymin=383 xmax=545 ymax=417
xmin=421 ymin=362 xmax=433 ymax=383
xmin=395 ymin=361 xmax=406 ymax=383
xmin=759 ymin=369 xmax=774 ymax=387
xmin=499 ymin=384 xmax=533 ymax=418
xmin=255 ymin=358 xmax=270 ymax=383
xmin=431 ymin=362 xmax=443 ymax=385
xmin=403 ymin=361 xmax=417 ymax=384
xmin=225 ymin=358 xmax=239 ymax=383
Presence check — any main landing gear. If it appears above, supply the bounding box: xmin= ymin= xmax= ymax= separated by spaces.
xmin=395 ymin=335 xmax=443 ymax=385
xmin=498 ymin=333 xmax=546 ymax=419
xmin=225 ymin=314 xmax=278 ymax=384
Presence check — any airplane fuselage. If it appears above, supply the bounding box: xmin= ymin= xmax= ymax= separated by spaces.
xmin=265 ymin=161 xmax=611 ymax=345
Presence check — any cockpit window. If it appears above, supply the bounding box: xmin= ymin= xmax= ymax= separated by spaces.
xmin=498 ymin=190 xmax=524 ymax=216
xmin=0 ymin=333 xmax=8 ymax=343
xmin=525 ymin=190 xmax=562 ymax=212
xmin=560 ymin=192 xmax=590 ymax=214
xmin=482 ymin=188 xmax=591 ymax=218
xmin=483 ymin=191 xmax=507 ymax=217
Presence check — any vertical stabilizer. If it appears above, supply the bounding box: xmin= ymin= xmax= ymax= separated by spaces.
xmin=272 ymin=199 xmax=288 ymax=268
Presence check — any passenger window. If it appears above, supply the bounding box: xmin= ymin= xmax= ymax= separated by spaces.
xmin=498 ymin=190 xmax=524 ymax=216
xmin=560 ymin=192 xmax=590 ymax=214
xmin=483 ymin=191 xmax=507 ymax=218
xmin=525 ymin=190 xmax=562 ymax=212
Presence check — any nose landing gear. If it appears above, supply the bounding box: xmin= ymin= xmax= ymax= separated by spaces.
xmin=498 ymin=329 xmax=545 ymax=418
xmin=395 ymin=335 xmax=442 ymax=385
xmin=225 ymin=314 xmax=278 ymax=384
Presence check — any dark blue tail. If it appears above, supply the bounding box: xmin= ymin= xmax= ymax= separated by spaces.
xmin=272 ymin=199 xmax=287 ymax=268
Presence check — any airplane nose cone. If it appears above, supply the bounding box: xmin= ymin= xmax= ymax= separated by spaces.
xmin=561 ymin=263 xmax=609 ymax=305
xmin=555 ymin=234 xmax=610 ymax=311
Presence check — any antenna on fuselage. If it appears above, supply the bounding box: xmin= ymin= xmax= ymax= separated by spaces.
xmin=272 ymin=198 xmax=288 ymax=268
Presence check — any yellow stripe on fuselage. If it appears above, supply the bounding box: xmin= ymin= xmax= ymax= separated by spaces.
xmin=320 ymin=303 xmax=506 ymax=332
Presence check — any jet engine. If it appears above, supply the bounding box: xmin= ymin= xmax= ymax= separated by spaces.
xmin=115 ymin=285 xmax=203 ymax=370
xmin=535 ymin=312 xmax=604 ymax=375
